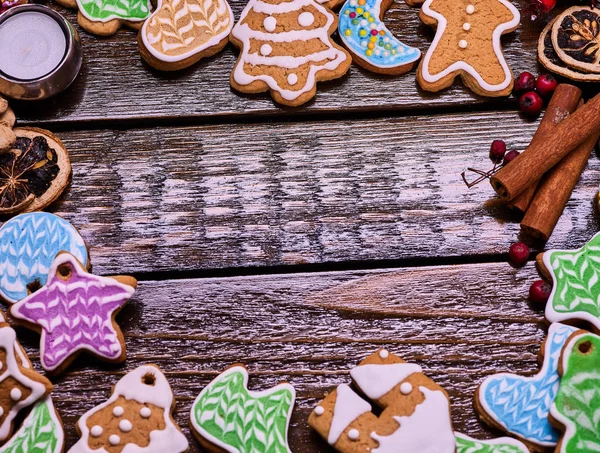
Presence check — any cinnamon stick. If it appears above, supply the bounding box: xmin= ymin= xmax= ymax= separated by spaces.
xmin=491 ymin=89 xmax=600 ymax=200
xmin=508 ymin=85 xmax=582 ymax=212
xmin=521 ymin=100 xmax=600 ymax=241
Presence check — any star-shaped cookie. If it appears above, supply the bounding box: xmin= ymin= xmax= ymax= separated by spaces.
xmin=10 ymin=252 xmax=137 ymax=374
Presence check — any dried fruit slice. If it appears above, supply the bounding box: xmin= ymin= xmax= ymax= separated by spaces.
xmin=552 ymin=6 xmax=600 ymax=74
xmin=0 ymin=127 xmax=71 ymax=214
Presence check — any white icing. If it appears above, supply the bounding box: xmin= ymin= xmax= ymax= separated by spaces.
xmin=119 ymin=419 xmax=133 ymax=432
xmin=371 ymin=387 xmax=455 ymax=453
xmin=113 ymin=406 xmax=124 ymax=417
xmin=350 ymin=363 xmax=422 ymax=400
xmin=458 ymin=40 xmax=468 ymax=49
xmin=463 ymin=23 xmax=470 ymax=31
xmin=314 ymin=406 xmax=325 ymax=415
xmin=298 ymin=11 xmax=314 ymax=27
xmin=348 ymin=428 xmax=360 ymax=440
xmin=328 ymin=384 xmax=371 ymax=445
xmin=109 ymin=434 xmax=120 ymax=445
xmin=379 ymin=350 xmax=389 ymax=359
xmin=260 ymin=44 xmax=273 ymax=56
xmin=420 ymin=0 xmax=519 ymax=93
xmin=10 ymin=388 xmax=21 ymax=401
xmin=263 ymin=16 xmax=277 ymax=32
xmin=400 ymin=382 xmax=413 ymax=395
xmin=287 ymin=73 xmax=298 ymax=85
xmin=140 ymin=407 xmax=152 ymax=418
xmin=90 ymin=425 xmax=103 ymax=437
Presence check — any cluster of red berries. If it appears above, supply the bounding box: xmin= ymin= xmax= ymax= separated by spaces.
xmin=513 ymin=72 xmax=558 ymax=116
xmin=489 ymin=140 xmax=520 ymax=166
xmin=508 ymin=242 xmax=552 ymax=305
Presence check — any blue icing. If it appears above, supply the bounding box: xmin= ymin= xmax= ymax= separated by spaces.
xmin=338 ymin=0 xmax=420 ymax=69
xmin=0 ymin=212 xmax=88 ymax=303
xmin=479 ymin=323 xmax=578 ymax=446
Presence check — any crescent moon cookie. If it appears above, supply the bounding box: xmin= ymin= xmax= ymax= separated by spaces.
xmin=190 ymin=365 xmax=295 ymax=452
xmin=69 ymin=364 xmax=189 ymax=453
xmin=417 ymin=0 xmax=520 ymax=97
xmin=338 ymin=0 xmax=421 ymax=74
xmin=10 ymin=252 xmax=136 ymax=375
xmin=308 ymin=349 xmax=456 ymax=453
xmin=229 ymin=0 xmax=352 ymax=107
xmin=476 ymin=323 xmax=578 ymax=451
xmin=138 ymin=0 xmax=234 ymax=71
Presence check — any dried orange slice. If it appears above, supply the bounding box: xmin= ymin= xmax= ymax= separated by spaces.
xmin=552 ymin=6 xmax=600 ymax=74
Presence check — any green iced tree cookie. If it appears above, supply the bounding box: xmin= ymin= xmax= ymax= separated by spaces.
xmin=455 ymin=433 xmax=530 ymax=453
xmin=77 ymin=0 xmax=150 ymax=22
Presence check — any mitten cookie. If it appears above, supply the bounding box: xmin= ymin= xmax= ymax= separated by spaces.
xmin=229 ymin=0 xmax=352 ymax=106
xmin=338 ymin=0 xmax=421 ymax=74
xmin=417 ymin=0 xmax=520 ymax=97
xmin=549 ymin=330 xmax=600 ymax=453
xmin=308 ymin=349 xmax=455 ymax=452
xmin=476 ymin=323 xmax=577 ymax=451
xmin=69 ymin=364 xmax=189 ymax=453
xmin=54 ymin=0 xmax=151 ymax=36
xmin=190 ymin=365 xmax=295 ymax=452
xmin=139 ymin=0 xmax=233 ymax=71
xmin=455 ymin=433 xmax=530 ymax=453
xmin=0 ymin=212 xmax=89 ymax=304
xmin=10 ymin=252 xmax=136 ymax=374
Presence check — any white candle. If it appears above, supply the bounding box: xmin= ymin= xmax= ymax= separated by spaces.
xmin=0 ymin=11 xmax=67 ymax=80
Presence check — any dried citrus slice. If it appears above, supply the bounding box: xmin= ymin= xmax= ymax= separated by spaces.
xmin=0 ymin=127 xmax=71 ymax=214
xmin=552 ymin=6 xmax=600 ymax=74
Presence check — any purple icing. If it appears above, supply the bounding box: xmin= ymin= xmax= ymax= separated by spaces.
xmin=10 ymin=253 xmax=135 ymax=372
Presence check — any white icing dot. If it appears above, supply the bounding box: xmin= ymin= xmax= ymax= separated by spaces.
xmin=369 ymin=23 xmax=377 ymax=29
xmin=298 ymin=11 xmax=314 ymax=27
xmin=383 ymin=51 xmax=389 ymax=57
xmin=314 ymin=406 xmax=325 ymax=415
xmin=91 ymin=425 xmax=103 ymax=437
xmin=10 ymin=388 xmax=21 ymax=401
xmin=400 ymin=382 xmax=413 ymax=395
xmin=361 ymin=40 xmax=367 ymax=47
xmin=379 ymin=349 xmax=389 ymax=359
xmin=374 ymin=49 xmax=381 ymax=56
xmin=383 ymin=36 xmax=390 ymax=43
xmin=360 ymin=19 xmax=367 ymax=26
xmin=466 ymin=4 xmax=475 ymax=13
xmin=0 ymin=407 xmax=5 ymax=417
xmin=113 ymin=406 xmax=124 ymax=417
xmin=260 ymin=44 xmax=272 ymax=56
xmin=459 ymin=40 xmax=468 ymax=49
xmin=119 ymin=419 xmax=133 ymax=432
xmin=109 ymin=434 xmax=120 ymax=445
xmin=463 ymin=22 xmax=471 ymax=31
xmin=263 ymin=16 xmax=277 ymax=32
xmin=348 ymin=429 xmax=360 ymax=440
xmin=349 ymin=0 xmax=357 ymax=5
xmin=287 ymin=73 xmax=298 ymax=85
xmin=140 ymin=407 xmax=152 ymax=418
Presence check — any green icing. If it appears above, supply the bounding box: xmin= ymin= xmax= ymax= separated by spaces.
xmin=455 ymin=434 xmax=528 ymax=453
xmin=192 ymin=367 xmax=294 ymax=453
xmin=77 ymin=0 xmax=150 ymax=22
xmin=553 ymin=332 xmax=600 ymax=453
xmin=0 ymin=398 xmax=62 ymax=453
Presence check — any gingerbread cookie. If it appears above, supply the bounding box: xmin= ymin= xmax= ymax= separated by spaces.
xmin=455 ymin=433 xmax=530 ymax=453
xmin=229 ymin=0 xmax=352 ymax=106
xmin=540 ymin=232 xmax=600 ymax=331
xmin=0 ymin=212 xmax=89 ymax=304
xmin=190 ymin=365 xmax=295 ymax=452
xmin=417 ymin=0 xmax=520 ymax=97
xmin=0 ymin=100 xmax=15 ymax=153
xmin=338 ymin=0 xmax=421 ymax=74
xmin=139 ymin=0 xmax=233 ymax=71
xmin=308 ymin=349 xmax=455 ymax=452
xmin=10 ymin=252 xmax=136 ymax=374
xmin=69 ymin=364 xmax=189 ymax=453
xmin=552 ymin=7 xmax=600 ymax=75
xmin=549 ymin=330 xmax=600 ymax=453
xmin=476 ymin=323 xmax=577 ymax=451
xmin=54 ymin=0 xmax=151 ymax=36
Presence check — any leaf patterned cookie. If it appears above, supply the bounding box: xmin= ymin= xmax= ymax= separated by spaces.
xmin=455 ymin=433 xmax=530 ymax=453
xmin=190 ymin=365 xmax=295 ymax=452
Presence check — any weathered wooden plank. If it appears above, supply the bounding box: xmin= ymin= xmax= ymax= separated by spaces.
xmin=11 ymin=261 xmax=547 ymax=450
xmin=12 ymin=0 xmax=539 ymax=124
xmin=42 ymin=110 xmax=600 ymax=275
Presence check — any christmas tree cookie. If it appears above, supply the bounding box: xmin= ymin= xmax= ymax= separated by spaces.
xmin=10 ymin=252 xmax=136 ymax=374
xmin=190 ymin=365 xmax=295 ymax=452
xmin=455 ymin=433 xmax=530 ymax=453
xmin=308 ymin=349 xmax=456 ymax=452
xmin=69 ymin=364 xmax=189 ymax=453
xmin=229 ymin=0 xmax=351 ymax=106
xmin=550 ymin=330 xmax=600 ymax=453
xmin=417 ymin=0 xmax=520 ymax=97
xmin=476 ymin=323 xmax=577 ymax=450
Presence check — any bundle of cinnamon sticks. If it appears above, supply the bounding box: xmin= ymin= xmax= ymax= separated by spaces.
xmin=490 ymin=84 xmax=600 ymax=241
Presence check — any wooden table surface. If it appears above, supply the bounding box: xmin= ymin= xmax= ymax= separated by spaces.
xmin=10 ymin=0 xmax=600 ymax=450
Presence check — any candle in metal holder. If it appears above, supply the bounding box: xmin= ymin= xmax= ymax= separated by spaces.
xmin=0 ymin=4 xmax=82 ymax=100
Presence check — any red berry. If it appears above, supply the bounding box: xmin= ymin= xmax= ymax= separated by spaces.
xmin=529 ymin=280 xmax=552 ymax=305
xmin=489 ymin=140 xmax=507 ymax=164
xmin=519 ymin=91 xmax=543 ymax=116
xmin=509 ymin=242 xmax=530 ymax=267
xmin=503 ymin=149 xmax=520 ymax=166
xmin=513 ymin=72 xmax=536 ymax=95
xmin=538 ymin=0 xmax=556 ymax=11
xmin=535 ymin=74 xmax=558 ymax=98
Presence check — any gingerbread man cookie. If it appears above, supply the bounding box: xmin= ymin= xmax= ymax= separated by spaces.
xmin=308 ymin=349 xmax=455 ymax=452
xmin=417 ymin=0 xmax=520 ymax=97
xmin=69 ymin=364 xmax=189 ymax=453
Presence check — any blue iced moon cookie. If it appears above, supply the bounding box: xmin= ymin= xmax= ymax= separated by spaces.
xmin=338 ymin=0 xmax=421 ymax=74
xmin=476 ymin=323 xmax=578 ymax=449
xmin=0 ymin=212 xmax=89 ymax=303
